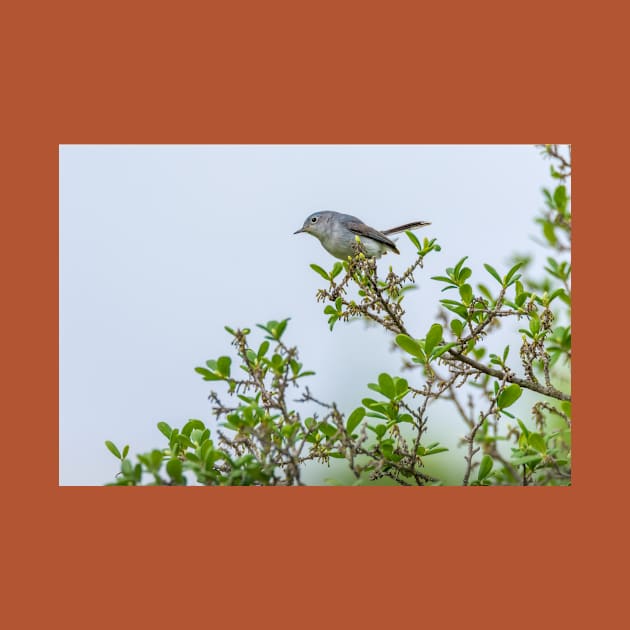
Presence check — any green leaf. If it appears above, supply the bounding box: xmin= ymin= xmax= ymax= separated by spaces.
xmin=105 ymin=440 xmax=122 ymax=460
xmin=310 ymin=264 xmax=330 ymax=281
xmin=149 ymin=449 xmax=164 ymax=472
xmin=281 ymin=422 xmax=300 ymax=439
xmin=379 ymin=440 xmax=394 ymax=458
xmin=553 ymin=185 xmax=568 ymax=211
xmin=331 ymin=262 xmax=344 ymax=279
xmin=257 ymin=340 xmax=270 ymax=358
xmin=200 ymin=440 xmax=215 ymax=463
xmin=459 ymin=284 xmax=473 ymax=306
xmin=515 ymin=292 xmax=528 ymax=308
xmin=528 ymin=432 xmax=547 ymax=454
xmin=425 ymin=446 xmax=448 ymax=455
xmin=484 ymin=263 xmax=503 ymax=285
xmin=121 ymin=445 xmax=130 ymax=459
xmin=477 ymin=283 xmax=493 ymax=301
xmin=394 ymin=377 xmax=409 ymax=398
xmin=450 ymin=319 xmax=464 ymax=337
xmin=511 ymin=454 xmax=542 ymax=466
xmin=378 ymin=373 xmax=396 ymax=399
xmin=217 ymin=356 xmax=231 ymax=377
xmin=440 ymin=299 xmax=468 ymax=318
xmin=319 ymin=422 xmax=338 ymax=438
xmin=543 ymin=221 xmax=557 ymax=246
xmin=175 ymin=434 xmax=194 ymax=450
xmin=556 ymin=288 xmax=572 ymax=311
xmin=362 ymin=398 xmax=392 ymax=418
xmin=195 ymin=366 xmax=222 ymax=381
xmin=274 ymin=318 xmax=290 ymax=339
xmin=406 ymin=230 xmax=421 ymax=250
xmin=121 ymin=458 xmax=133 ymax=476
xmin=395 ymin=334 xmax=426 ymax=360
xmin=166 ymin=458 xmax=184 ymax=482
xmin=157 ymin=421 xmax=173 ymax=439
xmin=431 ymin=275 xmax=457 ymax=285
xmin=504 ymin=261 xmax=524 ymax=285
xmin=367 ymin=381 xmax=382 ymax=396
xmin=182 ymin=419 xmax=206 ymax=437
xmin=346 ymin=407 xmax=366 ymax=434
xmin=432 ymin=342 xmax=457 ymax=358
xmin=497 ymin=384 xmax=522 ymax=409
xmin=425 ymin=324 xmax=443 ymax=356
xmin=185 ymin=428 xmax=201 ymax=453
xmin=371 ymin=424 xmax=387 ymax=439
xmin=453 ymin=256 xmax=469 ymax=277
xmin=271 ymin=353 xmax=284 ymax=371
xmin=549 ymin=288 xmax=567 ymax=304
xmin=477 ymin=455 xmax=493 ymax=481
xmin=256 ymin=322 xmax=272 ymax=336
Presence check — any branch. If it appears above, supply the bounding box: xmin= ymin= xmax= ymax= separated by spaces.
xmin=446 ymin=350 xmax=571 ymax=402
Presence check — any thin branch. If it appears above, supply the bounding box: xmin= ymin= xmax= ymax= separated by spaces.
xmin=446 ymin=350 xmax=570 ymax=402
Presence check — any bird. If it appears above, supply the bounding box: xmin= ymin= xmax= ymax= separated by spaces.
xmin=294 ymin=211 xmax=431 ymax=260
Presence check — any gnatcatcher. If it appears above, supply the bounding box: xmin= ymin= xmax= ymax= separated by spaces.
xmin=294 ymin=211 xmax=431 ymax=259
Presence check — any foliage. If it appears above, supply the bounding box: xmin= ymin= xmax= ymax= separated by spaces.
xmin=105 ymin=145 xmax=571 ymax=486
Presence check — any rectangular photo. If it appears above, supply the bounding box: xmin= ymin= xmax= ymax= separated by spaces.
xmin=59 ymin=144 xmax=571 ymax=486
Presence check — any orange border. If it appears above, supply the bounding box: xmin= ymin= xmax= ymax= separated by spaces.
xmin=4 ymin=0 xmax=621 ymax=626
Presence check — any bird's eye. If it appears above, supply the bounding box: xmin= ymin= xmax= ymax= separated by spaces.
xmin=311 ymin=216 xmax=318 ymax=223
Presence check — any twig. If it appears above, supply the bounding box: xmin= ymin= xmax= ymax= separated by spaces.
xmin=445 ymin=350 xmax=570 ymax=402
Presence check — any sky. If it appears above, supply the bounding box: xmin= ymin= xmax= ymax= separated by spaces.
xmin=59 ymin=145 xmax=555 ymax=485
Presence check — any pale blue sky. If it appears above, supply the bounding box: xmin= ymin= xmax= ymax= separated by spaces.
xmin=60 ymin=145 xmax=553 ymax=485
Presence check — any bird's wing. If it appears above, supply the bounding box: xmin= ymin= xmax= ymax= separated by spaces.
xmin=381 ymin=221 xmax=431 ymax=236
xmin=346 ymin=221 xmax=400 ymax=254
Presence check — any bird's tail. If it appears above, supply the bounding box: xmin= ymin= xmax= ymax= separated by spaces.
xmin=381 ymin=221 xmax=431 ymax=236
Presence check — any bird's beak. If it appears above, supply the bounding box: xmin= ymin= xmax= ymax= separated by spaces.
xmin=293 ymin=227 xmax=304 ymax=234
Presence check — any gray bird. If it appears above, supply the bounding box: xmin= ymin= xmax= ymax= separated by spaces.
xmin=294 ymin=211 xmax=431 ymax=259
